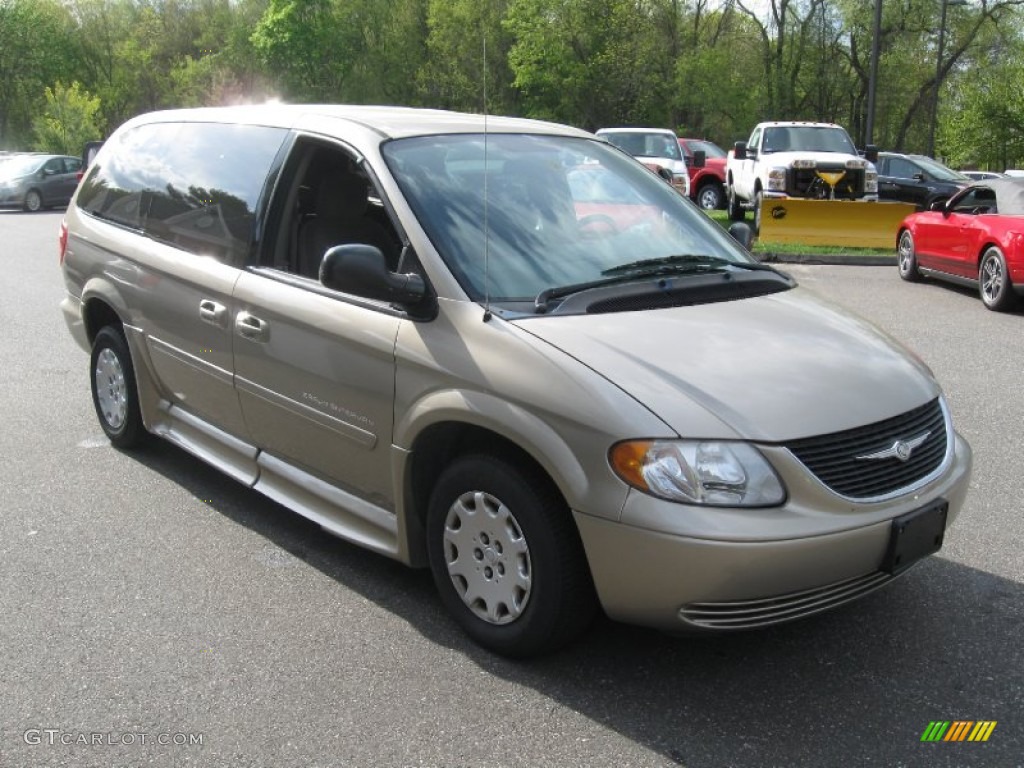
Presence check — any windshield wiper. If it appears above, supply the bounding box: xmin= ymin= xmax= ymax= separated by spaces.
xmin=534 ymin=256 xmax=783 ymax=314
xmin=534 ymin=274 xmax=652 ymax=314
xmin=602 ymin=254 xmax=777 ymax=276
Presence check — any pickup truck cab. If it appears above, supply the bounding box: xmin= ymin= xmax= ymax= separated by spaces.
xmin=596 ymin=128 xmax=691 ymax=197
xmin=679 ymin=138 xmax=727 ymax=210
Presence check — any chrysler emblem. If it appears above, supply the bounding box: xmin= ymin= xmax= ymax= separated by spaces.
xmin=856 ymin=431 xmax=930 ymax=463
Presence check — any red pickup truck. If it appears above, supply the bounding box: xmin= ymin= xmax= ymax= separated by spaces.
xmin=678 ymin=138 xmax=727 ymax=210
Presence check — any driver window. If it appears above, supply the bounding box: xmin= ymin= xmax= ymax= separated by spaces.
xmin=952 ymin=188 xmax=997 ymax=214
xmin=271 ymin=141 xmax=402 ymax=281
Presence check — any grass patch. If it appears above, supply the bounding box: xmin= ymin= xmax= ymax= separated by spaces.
xmin=704 ymin=209 xmax=893 ymax=257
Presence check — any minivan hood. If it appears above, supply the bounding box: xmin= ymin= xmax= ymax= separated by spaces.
xmin=514 ymin=288 xmax=938 ymax=442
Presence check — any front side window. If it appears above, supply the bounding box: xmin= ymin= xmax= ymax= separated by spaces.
xmin=383 ymin=134 xmax=757 ymax=309
xmin=77 ymin=121 xmax=288 ymax=263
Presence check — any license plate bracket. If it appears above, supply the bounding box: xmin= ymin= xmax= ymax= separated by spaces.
xmin=882 ymin=499 xmax=948 ymax=574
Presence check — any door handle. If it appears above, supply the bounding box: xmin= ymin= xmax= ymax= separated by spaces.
xmin=199 ymin=299 xmax=227 ymax=325
xmin=235 ymin=311 xmax=270 ymax=342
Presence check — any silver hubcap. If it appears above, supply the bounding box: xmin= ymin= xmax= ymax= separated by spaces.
xmin=442 ymin=490 xmax=532 ymax=625
xmin=26 ymin=192 xmax=41 ymax=211
xmin=981 ymin=255 xmax=1003 ymax=302
xmin=95 ymin=348 xmax=127 ymax=430
xmin=698 ymin=187 xmax=719 ymax=209
xmin=899 ymin=235 xmax=913 ymax=272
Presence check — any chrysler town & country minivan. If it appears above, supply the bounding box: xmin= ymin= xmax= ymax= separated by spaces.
xmin=60 ymin=105 xmax=972 ymax=657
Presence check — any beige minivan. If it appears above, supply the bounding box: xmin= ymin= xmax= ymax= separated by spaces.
xmin=60 ymin=105 xmax=972 ymax=657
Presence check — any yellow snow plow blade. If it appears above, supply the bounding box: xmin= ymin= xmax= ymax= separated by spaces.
xmin=757 ymin=199 xmax=917 ymax=249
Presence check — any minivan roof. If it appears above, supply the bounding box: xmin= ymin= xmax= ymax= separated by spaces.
xmin=119 ymin=104 xmax=593 ymax=141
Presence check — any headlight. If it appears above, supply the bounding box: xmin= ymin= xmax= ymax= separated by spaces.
xmin=609 ymin=440 xmax=786 ymax=506
xmin=864 ymin=170 xmax=878 ymax=193
xmin=792 ymin=158 xmax=817 ymax=169
xmin=767 ymin=167 xmax=787 ymax=191
xmin=846 ymin=159 xmax=867 ymax=169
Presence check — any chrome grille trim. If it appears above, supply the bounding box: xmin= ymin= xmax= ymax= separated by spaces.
xmin=784 ymin=398 xmax=952 ymax=502
xmin=680 ymin=570 xmax=895 ymax=629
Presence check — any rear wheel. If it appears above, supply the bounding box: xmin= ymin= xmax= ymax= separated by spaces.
xmin=727 ymin=184 xmax=744 ymax=221
xmin=897 ymin=230 xmax=922 ymax=282
xmin=979 ymin=246 xmax=1018 ymax=311
xmin=23 ymin=189 xmax=42 ymax=212
xmin=426 ymin=454 xmax=597 ymax=657
xmin=90 ymin=326 xmax=147 ymax=448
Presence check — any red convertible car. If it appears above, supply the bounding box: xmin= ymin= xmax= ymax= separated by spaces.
xmin=897 ymin=178 xmax=1024 ymax=311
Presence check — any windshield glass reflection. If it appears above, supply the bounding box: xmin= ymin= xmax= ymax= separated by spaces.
xmin=383 ymin=134 xmax=751 ymax=303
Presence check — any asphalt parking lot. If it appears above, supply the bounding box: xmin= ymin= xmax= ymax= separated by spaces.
xmin=1 ymin=210 xmax=1021 ymax=768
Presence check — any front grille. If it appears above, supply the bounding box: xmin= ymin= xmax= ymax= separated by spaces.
xmin=680 ymin=570 xmax=896 ymax=629
xmin=789 ymin=165 xmax=864 ymax=199
xmin=785 ymin=398 xmax=948 ymax=500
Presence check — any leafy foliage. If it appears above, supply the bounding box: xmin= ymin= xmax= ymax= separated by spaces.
xmin=32 ymin=82 xmax=102 ymax=154
xmin=0 ymin=0 xmax=1022 ymax=170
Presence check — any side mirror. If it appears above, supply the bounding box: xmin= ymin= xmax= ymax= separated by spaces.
xmin=320 ymin=244 xmax=429 ymax=308
xmin=656 ymin=166 xmax=674 ymax=183
xmin=930 ymin=199 xmax=949 ymax=214
xmin=913 ymin=173 xmax=926 ymax=182
xmin=733 ymin=141 xmax=747 ymax=161
xmin=864 ymin=145 xmax=879 ymax=163
xmin=728 ymin=222 xmax=754 ymax=251
xmin=692 ymin=150 xmax=706 ymax=169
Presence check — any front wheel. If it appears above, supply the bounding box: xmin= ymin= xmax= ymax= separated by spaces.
xmin=90 ymin=326 xmax=147 ymax=448
xmin=24 ymin=189 xmax=43 ymax=212
xmin=897 ymin=230 xmax=921 ymax=282
xmin=426 ymin=454 xmax=597 ymax=657
xmin=753 ymin=190 xmax=764 ymax=234
xmin=696 ymin=182 xmax=724 ymax=210
xmin=979 ymin=246 xmax=1018 ymax=311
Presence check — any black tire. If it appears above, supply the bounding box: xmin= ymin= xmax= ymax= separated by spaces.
xmin=24 ymin=189 xmax=43 ymax=212
xmin=753 ymin=189 xmax=763 ymax=234
xmin=696 ymin=182 xmax=724 ymax=210
xmin=979 ymin=246 xmax=1018 ymax=312
xmin=897 ymin=229 xmax=922 ymax=282
xmin=90 ymin=326 xmax=147 ymax=448
xmin=426 ymin=454 xmax=597 ymax=658
xmin=727 ymin=183 xmax=745 ymax=221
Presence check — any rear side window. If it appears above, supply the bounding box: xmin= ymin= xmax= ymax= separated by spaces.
xmin=77 ymin=121 xmax=287 ymax=263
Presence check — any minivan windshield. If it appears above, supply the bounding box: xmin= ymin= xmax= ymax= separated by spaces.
xmin=383 ymin=134 xmax=756 ymax=307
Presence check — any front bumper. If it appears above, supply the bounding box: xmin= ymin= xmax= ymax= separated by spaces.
xmin=575 ymin=431 xmax=971 ymax=632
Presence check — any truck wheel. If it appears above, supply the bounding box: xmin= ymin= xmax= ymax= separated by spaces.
xmin=727 ymin=185 xmax=744 ymax=221
xmin=697 ymin=182 xmax=724 ymax=210
xmin=753 ymin=190 xmax=764 ymax=234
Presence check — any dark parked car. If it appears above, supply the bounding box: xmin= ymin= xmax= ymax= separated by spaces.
xmin=877 ymin=152 xmax=968 ymax=211
xmin=897 ymin=177 xmax=1024 ymax=311
xmin=0 ymin=153 xmax=82 ymax=211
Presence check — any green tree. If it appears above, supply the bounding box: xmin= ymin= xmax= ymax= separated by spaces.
xmin=505 ymin=0 xmax=668 ymax=129
xmin=0 ymin=0 xmax=75 ymax=148
xmin=32 ymin=82 xmax=102 ymax=154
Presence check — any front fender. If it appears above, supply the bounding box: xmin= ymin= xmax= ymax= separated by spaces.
xmin=394 ymin=388 xmax=596 ymax=510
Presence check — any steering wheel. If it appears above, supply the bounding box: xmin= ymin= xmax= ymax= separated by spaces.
xmin=578 ymin=214 xmax=619 ymax=237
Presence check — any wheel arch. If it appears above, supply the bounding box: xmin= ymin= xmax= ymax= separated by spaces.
xmin=394 ymin=394 xmax=597 ymax=568
xmin=78 ymin=285 xmax=163 ymax=433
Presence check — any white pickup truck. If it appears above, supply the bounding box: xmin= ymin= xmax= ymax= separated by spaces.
xmin=726 ymin=121 xmax=878 ymax=231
